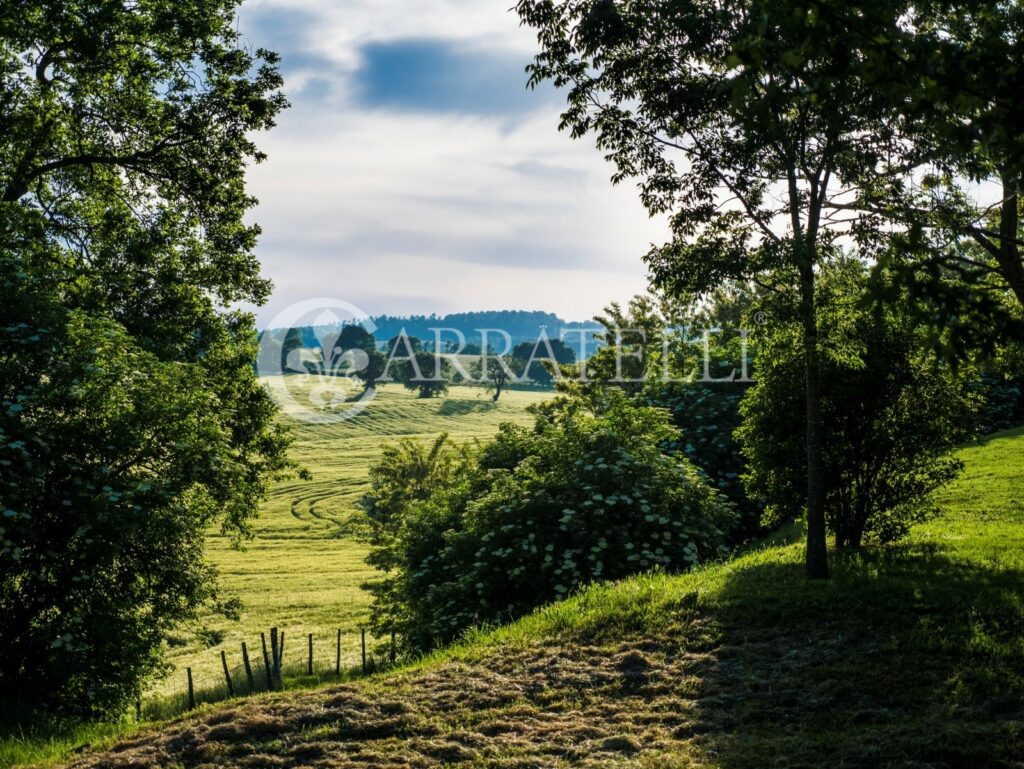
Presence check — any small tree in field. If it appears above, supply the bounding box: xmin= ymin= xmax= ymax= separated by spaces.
xmin=475 ymin=355 xmax=518 ymax=401
xmin=397 ymin=352 xmax=451 ymax=399
xmin=281 ymin=327 xmax=308 ymax=372
xmin=738 ymin=260 xmax=979 ymax=547
xmin=381 ymin=335 xmax=449 ymax=397
xmin=511 ymin=338 xmax=576 ymax=387
xmin=517 ymin=0 xmax=916 ymax=578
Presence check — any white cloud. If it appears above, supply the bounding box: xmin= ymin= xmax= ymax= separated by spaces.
xmin=237 ymin=0 xmax=668 ymax=324
xmin=242 ymin=0 xmax=540 ymax=68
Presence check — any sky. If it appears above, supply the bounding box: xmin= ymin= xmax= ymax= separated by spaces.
xmin=236 ymin=0 xmax=668 ymax=327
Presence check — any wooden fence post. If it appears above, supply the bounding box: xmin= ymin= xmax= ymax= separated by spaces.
xmin=220 ymin=650 xmax=235 ymax=697
xmin=260 ymin=632 xmax=272 ymax=691
xmin=277 ymin=631 xmax=285 ymax=688
xmin=269 ymin=628 xmax=280 ymax=691
xmin=335 ymin=629 xmax=341 ymax=675
xmin=307 ymin=633 xmax=313 ymax=676
xmin=360 ymin=627 xmax=367 ymax=674
xmin=187 ymin=667 xmax=196 ymax=710
xmin=242 ymin=641 xmax=255 ymax=691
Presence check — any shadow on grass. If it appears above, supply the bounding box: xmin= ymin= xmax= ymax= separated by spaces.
xmin=436 ymin=399 xmax=498 ymax=416
xmin=8 ymin=545 xmax=1024 ymax=769
xmin=687 ymin=545 xmax=1024 ymax=768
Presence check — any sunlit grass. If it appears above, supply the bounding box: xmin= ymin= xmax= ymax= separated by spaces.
xmin=3 ymin=416 xmax=1020 ymax=768
xmin=155 ymin=383 xmax=548 ymax=700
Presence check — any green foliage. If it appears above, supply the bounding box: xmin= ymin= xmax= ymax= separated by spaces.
xmin=363 ymin=434 xmax=474 ymax=536
xmin=582 ymin=296 xmax=666 ymax=395
xmin=403 ymin=353 xmax=451 ymax=399
xmin=321 ymin=326 xmax=386 ymax=392
xmin=738 ymin=262 xmax=979 ymax=547
xmin=363 ymin=391 xmax=735 ymax=651
xmin=517 ymin=0 xmax=919 ymax=578
xmin=641 ymin=286 xmax=759 ymax=536
xmin=577 ymin=293 xmax=759 ymax=539
xmin=473 ymin=355 xmax=516 ymax=401
xmin=510 ymin=338 xmax=576 ymax=386
xmin=147 ymin=385 xmax=548 ymax=714
xmin=976 ymin=308 xmax=1024 ymax=432
xmin=0 ymin=0 xmax=290 ymax=718
xmin=8 ymin=427 xmax=1023 ymax=769
xmin=280 ymin=327 xmax=308 ymax=372
xmin=381 ymin=336 xmax=450 ymax=398
xmin=643 ymin=380 xmax=754 ymax=535
xmin=866 ymin=1 xmax=1024 ymax=337
xmin=981 ymin=373 xmax=1024 ymax=434
xmin=0 ymin=297 xmax=288 ymax=719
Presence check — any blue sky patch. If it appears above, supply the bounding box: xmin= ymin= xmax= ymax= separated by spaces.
xmin=355 ymin=38 xmax=554 ymax=116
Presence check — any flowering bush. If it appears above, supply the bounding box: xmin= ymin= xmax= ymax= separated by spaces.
xmin=363 ymin=391 xmax=735 ymax=651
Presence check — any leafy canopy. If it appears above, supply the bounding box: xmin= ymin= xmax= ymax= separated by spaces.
xmin=1 ymin=0 xmax=289 ymax=718
xmin=517 ymin=0 xmax=919 ymax=578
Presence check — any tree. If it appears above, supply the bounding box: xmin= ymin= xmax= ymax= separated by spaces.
xmin=323 ymin=325 xmax=385 ymax=393
xmin=840 ymin=2 xmax=1024 ymax=355
xmin=403 ymin=352 xmax=451 ymax=399
xmin=357 ymin=349 xmax=388 ymax=394
xmin=280 ymin=327 xmax=307 ymax=372
xmin=738 ymin=260 xmax=979 ymax=548
xmin=517 ymin=0 xmax=914 ymax=578
xmin=384 ymin=338 xmax=450 ymax=398
xmin=577 ymin=292 xmax=760 ymax=539
xmin=385 ymin=333 xmax=422 ymax=357
xmin=583 ymin=296 xmax=667 ymax=395
xmin=511 ymin=337 xmax=576 ymax=387
xmin=642 ymin=288 xmax=761 ymax=539
xmin=1 ymin=1 xmax=290 ymax=717
xmin=335 ymin=325 xmax=377 ymax=355
xmin=382 ymin=334 xmax=448 ymax=397
xmin=361 ymin=434 xmax=474 ymax=632
xmin=911 ymin=1 xmax=1024 ymax=309
xmin=474 ymin=355 xmax=517 ymax=401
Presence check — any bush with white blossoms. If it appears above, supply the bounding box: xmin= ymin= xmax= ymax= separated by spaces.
xmin=363 ymin=390 xmax=736 ymax=651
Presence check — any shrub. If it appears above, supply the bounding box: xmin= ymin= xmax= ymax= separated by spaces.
xmin=363 ymin=392 xmax=735 ymax=651
xmin=977 ymin=334 xmax=1024 ymax=432
xmin=642 ymin=379 xmax=755 ymax=536
xmin=738 ymin=262 xmax=979 ymax=547
xmin=582 ymin=293 xmax=763 ymax=540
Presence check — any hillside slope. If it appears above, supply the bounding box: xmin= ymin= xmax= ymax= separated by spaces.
xmin=63 ymin=428 xmax=1024 ymax=769
xmin=159 ymin=385 xmax=549 ymax=702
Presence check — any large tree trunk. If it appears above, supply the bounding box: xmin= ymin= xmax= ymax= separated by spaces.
xmin=998 ymin=172 xmax=1024 ymax=307
xmin=801 ymin=261 xmax=830 ymax=579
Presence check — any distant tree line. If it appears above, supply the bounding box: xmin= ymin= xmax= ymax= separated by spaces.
xmin=367 ymin=310 xmax=599 ymax=352
xmin=256 ymin=310 xmax=603 ymax=370
xmin=258 ymin=325 xmax=581 ymax=398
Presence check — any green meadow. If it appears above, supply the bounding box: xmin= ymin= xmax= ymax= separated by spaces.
xmin=7 ymin=426 xmax=1020 ymax=768
xmin=153 ymin=382 xmax=549 ymax=706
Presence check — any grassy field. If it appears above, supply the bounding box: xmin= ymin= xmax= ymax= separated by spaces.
xmin=29 ymin=426 xmax=1022 ymax=769
xmin=154 ymin=382 xmax=549 ymax=707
